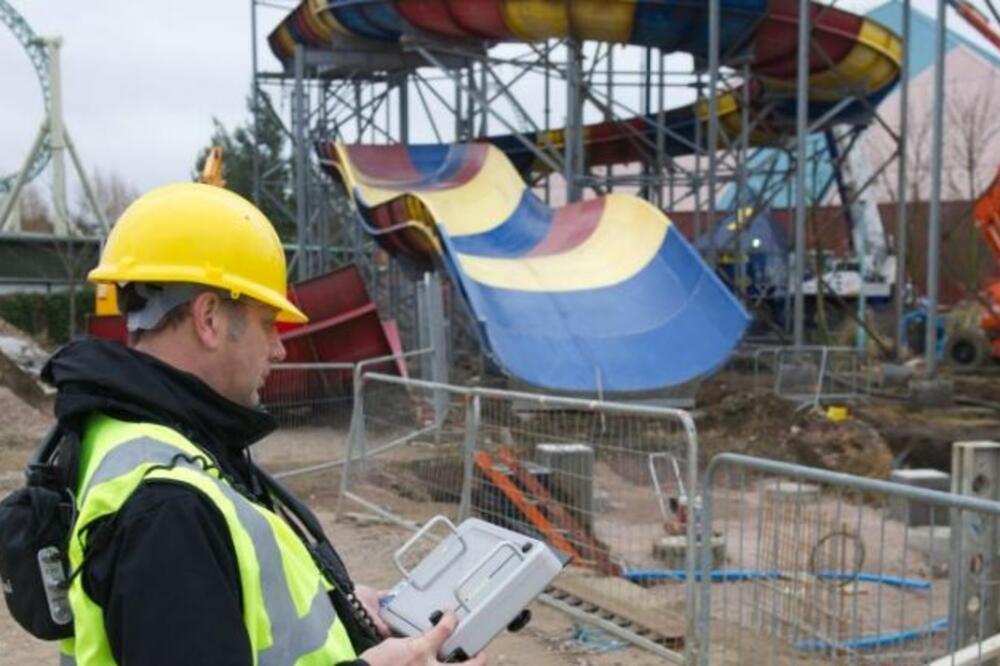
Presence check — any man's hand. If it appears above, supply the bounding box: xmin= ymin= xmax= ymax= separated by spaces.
xmin=359 ymin=611 xmax=487 ymax=666
xmin=353 ymin=585 xmax=391 ymax=638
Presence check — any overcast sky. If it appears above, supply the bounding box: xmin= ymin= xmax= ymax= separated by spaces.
xmin=1 ymin=0 xmax=295 ymax=199
xmin=0 ymin=0 xmax=983 ymax=206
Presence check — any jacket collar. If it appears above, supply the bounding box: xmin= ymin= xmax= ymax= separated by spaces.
xmin=42 ymin=339 xmax=276 ymax=455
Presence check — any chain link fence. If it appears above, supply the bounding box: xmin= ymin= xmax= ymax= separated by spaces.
xmin=697 ymin=452 xmax=1000 ymax=665
xmin=342 ymin=372 xmax=700 ymax=662
xmin=257 ymin=357 xmax=1000 ymax=665
xmin=254 ymin=350 xmax=434 ymax=485
xmin=752 ymin=346 xmax=872 ymax=408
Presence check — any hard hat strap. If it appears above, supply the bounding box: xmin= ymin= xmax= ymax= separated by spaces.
xmin=126 ymin=283 xmax=199 ymax=332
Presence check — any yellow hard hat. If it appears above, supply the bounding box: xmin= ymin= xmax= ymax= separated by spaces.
xmin=88 ymin=183 xmax=307 ymax=323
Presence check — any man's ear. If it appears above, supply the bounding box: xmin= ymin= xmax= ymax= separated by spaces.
xmin=188 ymin=291 xmax=225 ymax=350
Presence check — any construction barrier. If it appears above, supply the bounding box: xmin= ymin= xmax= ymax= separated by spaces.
xmin=697 ymin=450 xmax=1000 ymax=665
xmin=752 ymin=345 xmax=872 ymax=407
xmin=343 ymin=372 xmax=700 ymax=663
xmin=258 ymin=360 xmax=1000 ymax=665
xmin=255 ymin=349 xmax=433 ymax=480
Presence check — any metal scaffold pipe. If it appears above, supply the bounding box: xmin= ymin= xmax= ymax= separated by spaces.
xmin=926 ymin=0 xmax=948 ymax=377
xmin=793 ymin=0 xmax=810 ymax=348
xmin=894 ymin=0 xmax=912 ymax=359
xmin=565 ymin=40 xmax=584 ymax=203
xmin=707 ymin=0 xmax=720 ymax=267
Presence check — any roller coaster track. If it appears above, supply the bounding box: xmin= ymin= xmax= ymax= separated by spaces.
xmin=0 ymin=0 xmax=50 ymax=196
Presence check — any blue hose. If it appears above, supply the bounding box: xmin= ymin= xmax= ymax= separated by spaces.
xmin=624 ymin=569 xmax=782 ymax=584
xmin=623 ymin=569 xmax=930 ymax=590
xmin=813 ymin=571 xmax=930 ymax=591
xmin=795 ymin=618 xmax=948 ymax=652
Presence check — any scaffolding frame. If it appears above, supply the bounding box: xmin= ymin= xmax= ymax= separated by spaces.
xmin=249 ymin=0 xmax=947 ymax=376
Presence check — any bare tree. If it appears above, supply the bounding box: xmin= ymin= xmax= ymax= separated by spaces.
xmin=940 ymin=81 xmax=1000 ymax=294
xmin=17 ymin=185 xmax=53 ymax=233
xmin=945 ymin=81 xmax=1000 ymax=201
xmin=74 ymin=169 xmax=140 ymax=233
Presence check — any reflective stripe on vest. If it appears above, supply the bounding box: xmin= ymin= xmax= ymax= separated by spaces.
xmin=64 ymin=419 xmax=356 ymax=666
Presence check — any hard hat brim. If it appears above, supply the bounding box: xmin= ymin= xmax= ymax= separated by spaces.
xmin=88 ymin=267 xmax=309 ymax=325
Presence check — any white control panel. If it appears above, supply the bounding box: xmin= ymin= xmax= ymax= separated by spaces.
xmin=379 ymin=516 xmax=566 ymax=662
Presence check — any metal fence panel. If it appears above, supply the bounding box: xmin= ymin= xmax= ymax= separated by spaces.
xmin=754 ymin=346 xmax=871 ymax=407
xmin=470 ymin=386 xmax=698 ymax=663
xmin=341 ymin=373 xmax=473 ymax=526
xmin=255 ymin=351 xmax=433 ymax=482
xmin=698 ymin=453 xmax=1000 ymax=665
xmin=347 ymin=373 xmax=699 ymax=663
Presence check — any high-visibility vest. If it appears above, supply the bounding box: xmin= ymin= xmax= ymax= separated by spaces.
xmin=58 ymin=414 xmax=358 ymax=666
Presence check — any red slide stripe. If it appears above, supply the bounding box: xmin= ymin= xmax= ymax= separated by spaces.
xmin=529 ymin=198 xmax=605 ymax=257
xmin=754 ymin=0 xmax=860 ymax=78
xmin=345 ymin=145 xmax=423 ymax=183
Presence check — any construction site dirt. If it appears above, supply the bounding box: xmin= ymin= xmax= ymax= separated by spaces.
xmin=0 ymin=421 xmax=665 ymax=665
xmin=0 ymin=365 xmax=999 ymax=664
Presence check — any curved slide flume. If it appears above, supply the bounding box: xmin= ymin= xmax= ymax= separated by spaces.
xmin=320 ymin=141 xmax=750 ymax=392
xmin=272 ymin=1 xmax=904 ymax=394
xmin=270 ymin=0 xmax=903 ymax=174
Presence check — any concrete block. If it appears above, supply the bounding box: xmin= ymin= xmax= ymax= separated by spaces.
xmin=889 ymin=469 xmax=952 ymax=526
xmin=653 ymin=534 xmax=726 ymax=570
xmin=908 ymin=378 xmax=955 ymax=408
xmin=536 ymin=443 xmax=595 ymax=529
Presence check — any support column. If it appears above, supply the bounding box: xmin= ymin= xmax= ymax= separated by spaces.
xmin=736 ymin=63 xmax=752 ymax=297
xmin=707 ymin=0 xmax=720 ymax=267
xmin=399 ymin=73 xmax=410 ymax=144
xmin=893 ymin=0 xmax=912 ymax=359
xmin=47 ymin=38 xmax=69 ymax=236
xmin=250 ymin=0 xmax=261 ymax=207
xmin=793 ymin=0 xmax=810 ymax=348
xmin=565 ymin=40 xmax=584 ymax=203
xmin=641 ymin=46 xmax=653 ymax=202
xmin=926 ymin=0 xmax=947 ymax=378
xmin=420 ymin=272 xmax=449 ymax=425
xmin=292 ymin=45 xmax=309 ymax=280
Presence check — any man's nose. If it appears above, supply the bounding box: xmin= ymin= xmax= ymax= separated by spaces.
xmin=270 ymin=335 xmax=286 ymax=363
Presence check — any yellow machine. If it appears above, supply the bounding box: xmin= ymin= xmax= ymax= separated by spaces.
xmin=199 ymin=145 xmax=226 ymax=188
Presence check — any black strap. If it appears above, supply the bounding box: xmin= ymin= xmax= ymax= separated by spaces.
xmin=251 ymin=465 xmax=381 ymax=652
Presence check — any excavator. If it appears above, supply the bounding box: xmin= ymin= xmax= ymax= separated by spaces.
xmin=948 ymin=165 xmax=1000 ymax=367
xmin=915 ymin=1 xmax=1000 ymax=368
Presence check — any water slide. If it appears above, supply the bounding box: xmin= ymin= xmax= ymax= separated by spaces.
xmin=269 ymin=1 xmax=903 ymax=394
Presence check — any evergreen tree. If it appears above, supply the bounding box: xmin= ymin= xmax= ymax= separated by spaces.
xmin=194 ymin=91 xmax=296 ymax=240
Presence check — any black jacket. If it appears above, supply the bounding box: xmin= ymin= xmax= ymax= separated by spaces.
xmin=42 ymin=339 xmax=369 ymax=666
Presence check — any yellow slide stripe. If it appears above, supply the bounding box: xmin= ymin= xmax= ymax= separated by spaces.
xmin=501 ymin=0 xmax=635 ymax=43
xmin=309 ymin=0 xmax=353 ymax=37
xmin=457 ymin=194 xmax=670 ymax=292
xmin=333 ymin=145 xmax=527 ymax=237
xmin=569 ymin=0 xmax=635 ymax=44
xmin=502 ymin=0 xmax=569 ymax=41
xmin=763 ymin=18 xmax=902 ymax=101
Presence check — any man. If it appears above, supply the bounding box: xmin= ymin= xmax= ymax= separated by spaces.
xmin=42 ymin=183 xmax=485 ymax=666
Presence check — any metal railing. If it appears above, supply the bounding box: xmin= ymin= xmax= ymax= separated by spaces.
xmin=342 ymin=371 xmax=701 ymax=663
xmin=697 ymin=452 xmax=1000 ymax=665
xmin=255 ymin=349 xmax=434 ymax=481
xmin=753 ymin=345 xmax=872 ymax=408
